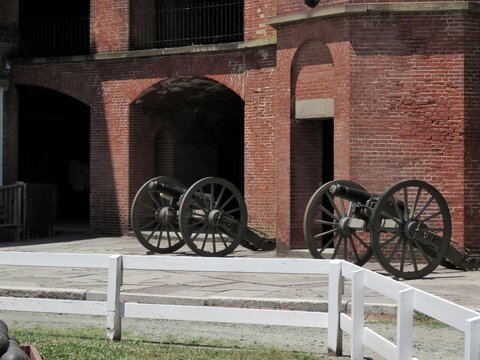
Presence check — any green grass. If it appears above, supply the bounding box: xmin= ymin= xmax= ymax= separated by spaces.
xmin=11 ymin=327 xmax=320 ymax=360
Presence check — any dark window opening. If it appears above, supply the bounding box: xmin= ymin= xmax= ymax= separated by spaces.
xmin=19 ymin=86 xmax=90 ymax=235
xmin=133 ymin=0 xmax=244 ymax=50
xmin=19 ymin=0 xmax=90 ymax=57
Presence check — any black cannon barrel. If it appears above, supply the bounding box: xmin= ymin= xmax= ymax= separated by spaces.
xmin=329 ymin=184 xmax=373 ymax=204
xmin=148 ymin=180 xmax=187 ymax=195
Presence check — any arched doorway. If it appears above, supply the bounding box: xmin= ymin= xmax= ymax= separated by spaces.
xmin=290 ymin=41 xmax=335 ymax=248
xmin=136 ymin=77 xmax=244 ymax=191
xmin=18 ymin=86 xmax=90 ymax=236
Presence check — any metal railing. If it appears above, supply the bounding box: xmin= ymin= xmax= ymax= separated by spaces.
xmin=132 ymin=0 xmax=244 ymax=50
xmin=19 ymin=16 xmax=90 ymax=57
xmin=0 ymin=182 xmax=26 ymax=241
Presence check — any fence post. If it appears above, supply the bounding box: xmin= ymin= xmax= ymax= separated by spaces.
xmin=465 ymin=316 xmax=480 ymax=360
xmin=328 ymin=260 xmax=344 ymax=355
xmin=107 ymin=254 xmax=123 ymax=341
xmin=396 ymin=288 xmax=414 ymax=360
xmin=351 ymin=269 xmax=365 ymax=360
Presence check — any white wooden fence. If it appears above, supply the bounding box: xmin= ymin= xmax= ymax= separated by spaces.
xmin=0 ymin=252 xmax=478 ymax=360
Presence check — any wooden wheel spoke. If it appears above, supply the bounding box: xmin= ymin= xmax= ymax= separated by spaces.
xmin=155 ymin=226 xmax=165 ymax=248
xmin=352 ymin=233 xmax=370 ymax=250
xmin=140 ymin=201 xmax=157 ymax=212
xmin=224 ymin=207 xmax=240 ymax=215
xmin=313 ymin=219 xmax=336 ymax=226
xmin=214 ymin=186 xmax=226 ymax=209
xmin=403 ymin=187 xmax=409 ymax=220
xmin=188 ymin=219 xmax=205 ymax=229
xmin=164 ymin=228 xmax=171 ymax=247
xmin=317 ymin=204 xmax=338 ymax=221
xmin=380 ymin=233 xmax=400 ymax=249
xmin=190 ymin=224 xmax=207 ymax=241
xmin=387 ymin=236 xmax=403 ymax=263
xmin=409 ymin=239 xmax=419 ymax=272
xmin=314 ymin=227 xmax=338 ymax=239
xmin=327 ymin=193 xmax=342 ymax=218
xmin=399 ymin=238 xmax=408 ymax=272
xmin=339 ymin=198 xmax=346 ymax=217
xmin=410 ymin=187 xmax=422 ymax=218
xmin=389 ymin=195 xmax=404 ymax=222
xmin=147 ymin=191 xmax=161 ymax=209
xmin=317 ymin=233 xmax=338 ymax=255
xmin=166 ymin=221 xmax=182 ymax=240
xmin=219 ymin=194 xmax=235 ymax=211
xmin=218 ymin=231 xmax=229 ymax=248
xmin=211 ymin=228 xmax=216 ymax=253
xmin=146 ymin=223 xmax=161 ymax=243
xmin=331 ymin=235 xmax=343 ymax=259
xmin=348 ymin=236 xmax=361 ymax=262
xmin=414 ymin=195 xmax=434 ymax=220
xmin=421 ymin=210 xmax=443 ymax=223
xmin=210 ymin=183 xmax=215 ymax=210
xmin=412 ymin=238 xmax=433 ymax=263
xmin=198 ymin=188 xmax=210 ymax=210
xmin=200 ymin=228 xmax=210 ymax=251
xmin=140 ymin=219 xmax=158 ymax=232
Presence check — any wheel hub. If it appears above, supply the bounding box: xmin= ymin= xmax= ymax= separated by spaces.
xmin=157 ymin=207 xmax=176 ymax=224
xmin=404 ymin=220 xmax=429 ymax=240
xmin=338 ymin=217 xmax=354 ymax=236
xmin=207 ymin=209 xmax=222 ymax=226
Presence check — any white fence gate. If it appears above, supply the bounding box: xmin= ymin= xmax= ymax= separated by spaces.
xmin=0 ymin=252 xmax=478 ymax=360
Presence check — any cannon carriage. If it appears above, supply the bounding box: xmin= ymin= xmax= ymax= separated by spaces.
xmin=303 ymin=179 xmax=480 ymax=279
xmin=131 ymin=176 xmax=275 ymax=257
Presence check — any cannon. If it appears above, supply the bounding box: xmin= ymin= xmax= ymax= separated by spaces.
xmin=131 ymin=176 xmax=276 ymax=256
xmin=303 ymin=179 xmax=480 ymax=279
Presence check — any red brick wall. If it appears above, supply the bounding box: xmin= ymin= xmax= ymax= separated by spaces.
xmin=464 ymin=13 xmax=480 ymax=252
xmin=348 ymin=13 xmax=466 ymax=247
xmin=4 ymin=1 xmax=480 ymax=253
xmin=243 ymin=46 xmax=277 ymax=236
xmin=244 ymin=0 xmax=277 ymax=41
xmin=275 ymin=11 xmax=476 ymax=250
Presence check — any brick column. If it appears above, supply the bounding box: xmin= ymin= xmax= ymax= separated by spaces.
xmin=91 ymin=0 xmax=130 ymax=53
xmin=275 ymin=34 xmax=297 ymax=251
xmin=90 ymin=84 xmax=130 ymax=235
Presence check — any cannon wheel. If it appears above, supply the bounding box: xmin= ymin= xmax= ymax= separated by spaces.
xmin=178 ymin=177 xmax=247 ymax=257
xmin=303 ymin=180 xmax=373 ymax=266
xmin=131 ymin=176 xmax=186 ymax=254
xmin=370 ymin=180 xmax=451 ymax=280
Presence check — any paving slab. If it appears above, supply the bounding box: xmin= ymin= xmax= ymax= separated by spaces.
xmin=0 ymin=234 xmax=478 ymax=314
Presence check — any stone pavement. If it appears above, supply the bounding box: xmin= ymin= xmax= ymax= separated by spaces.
xmin=0 ymin=234 xmax=479 ymax=314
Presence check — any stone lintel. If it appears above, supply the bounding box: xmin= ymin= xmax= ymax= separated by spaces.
xmin=295 ymin=98 xmax=334 ymax=120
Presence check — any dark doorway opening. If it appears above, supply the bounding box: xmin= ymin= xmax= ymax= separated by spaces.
xmin=138 ymin=77 xmax=245 ymax=192
xmin=18 ymin=86 xmax=90 ymax=236
xmin=322 ymin=118 xmax=334 ymax=185
xmin=291 ymin=117 xmax=334 ymax=248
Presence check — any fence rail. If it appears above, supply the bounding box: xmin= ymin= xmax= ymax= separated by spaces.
xmin=0 ymin=252 xmax=478 ymax=359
